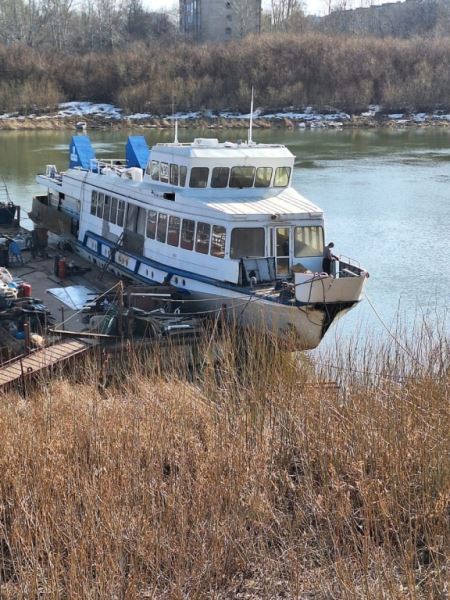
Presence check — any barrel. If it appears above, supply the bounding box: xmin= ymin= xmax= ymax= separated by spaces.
xmin=21 ymin=283 xmax=32 ymax=298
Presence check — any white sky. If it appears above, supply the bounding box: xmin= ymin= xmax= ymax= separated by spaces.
xmin=144 ymin=0 xmax=386 ymax=17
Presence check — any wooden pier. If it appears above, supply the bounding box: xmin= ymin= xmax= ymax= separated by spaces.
xmin=0 ymin=338 xmax=92 ymax=388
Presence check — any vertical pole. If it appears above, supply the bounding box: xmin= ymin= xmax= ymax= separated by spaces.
xmin=60 ymin=307 xmax=65 ymax=331
xmin=117 ymin=280 xmax=124 ymax=339
xmin=19 ymin=356 xmax=27 ymax=398
xmin=23 ymin=322 xmax=31 ymax=355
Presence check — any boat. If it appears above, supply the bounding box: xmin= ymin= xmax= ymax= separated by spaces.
xmin=30 ymin=131 xmax=368 ymax=350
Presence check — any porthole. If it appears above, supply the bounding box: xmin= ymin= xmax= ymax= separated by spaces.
xmin=174 ymin=276 xmax=178 ymax=284
xmin=182 ymin=279 xmax=186 ymax=286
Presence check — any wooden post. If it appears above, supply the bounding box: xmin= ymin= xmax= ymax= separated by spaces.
xmin=117 ymin=281 xmax=124 ymax=339
xmin=23 ymin=322 xmax=31 ymax=355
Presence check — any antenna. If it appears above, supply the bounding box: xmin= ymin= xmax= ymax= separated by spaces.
xmin=248 ymin=86 xmax=254 ymax=145
xmin=171 ymin=92 xmax=179 ymax=144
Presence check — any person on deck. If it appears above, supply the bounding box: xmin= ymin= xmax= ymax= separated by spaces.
xmin=322 ymin=242 xmax=339 ymax=275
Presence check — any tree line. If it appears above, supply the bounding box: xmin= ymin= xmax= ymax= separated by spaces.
xmin=1 ymin=14 xmax=450 ymax=115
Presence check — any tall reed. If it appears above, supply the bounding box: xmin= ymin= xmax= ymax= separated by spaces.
xmin=0 ymin=321 xmax=448 ymax=598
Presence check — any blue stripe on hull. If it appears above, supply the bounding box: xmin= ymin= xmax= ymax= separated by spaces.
xmin=82 ymin=230 xmax=273 ymax=300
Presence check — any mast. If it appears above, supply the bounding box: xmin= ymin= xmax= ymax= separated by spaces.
xmin=248 ymin=86 xmax=254 ymax=145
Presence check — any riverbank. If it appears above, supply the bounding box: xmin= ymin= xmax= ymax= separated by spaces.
xmin=1 ymin=102 xmax=450 ymax=131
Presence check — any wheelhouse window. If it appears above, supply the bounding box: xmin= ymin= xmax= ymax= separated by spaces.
xmin=91 ymin=191 xmax=98 ymax=215
xmin=210 ymin=225 xmax=226 ymax=258
xmin=146 ymin=210 xmax=157 ymax=239
xmin=167 ymin=215 xmax=181 ymax=246
xmin=274 ymin=166 xmax=291 ymax=187
xmin=150 ymin=160 xmax=159 ymax=181
xmin=189 ymin=167 xmax=209 ymax=188
xmin=195 ymin=222 xmax=211 ymax=254
xmin=180 ymin=219 xmax=195 ymax=250
xmin=156 ymin=213 xmax=168 ymax=243
xmin=229 ymin=166 xmax=255 ymax=188
xmin=231 ymin=228 xmax=265 ymax=259
xmin=255 ymin=167 xmax=272 ymax=188
xmin=211 ymin=167 xmax=230 ymax=188
xmin=180 ymin=166 xmax=187 ymax=187
xmin=294 ymin=226 xmax=324 ymax=257
xmin=170 ymin=164 xmax=179 ymax=186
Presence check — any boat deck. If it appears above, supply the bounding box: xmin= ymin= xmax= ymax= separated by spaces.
xmin=6 ymin=237 xmax=121 ymax=332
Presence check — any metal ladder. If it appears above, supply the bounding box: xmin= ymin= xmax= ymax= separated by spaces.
xmin=0 ymin=177 xmax=12 ymax=204
xmin=99 ymin=232 xmax=124 ymax=280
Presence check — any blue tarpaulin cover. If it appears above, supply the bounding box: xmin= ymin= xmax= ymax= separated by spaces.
xmin=69 ymin=135 xmax=95 ymax=169
xmin=126 ymin=136 xmax=150 ymax=169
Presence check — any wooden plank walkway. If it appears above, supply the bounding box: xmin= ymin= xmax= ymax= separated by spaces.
xmin=0 ymin=339 xmax=92 ymax=387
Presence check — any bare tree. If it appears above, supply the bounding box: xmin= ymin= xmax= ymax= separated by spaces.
xmin=233 ymin=0 xmax=262 ymax=39
xmin=270 ymin=0 xmax=305 ymax=31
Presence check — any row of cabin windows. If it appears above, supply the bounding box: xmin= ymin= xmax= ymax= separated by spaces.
xmin=90 ymin=191 xmax=126 ymax=226
xmin=148 ymin=161 xmax=291 ymax=189
xmin=146 ymin=210 xmax=226 ymax=258
xmin=89 ymin=192 xmax=322 ymax=260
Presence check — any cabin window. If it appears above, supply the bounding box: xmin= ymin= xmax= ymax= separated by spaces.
xmin=136 ymin=207 xmax=146 ymax=236
xmin=91 ymin=191 xmax=98 ymax=216
xmin=294 ymin=226 xmax=324 ymax=257
xmin=167 ymin=216 xmax=181 ymax=246
xmin=160 ymin=162 xmax=169 ymax=183
xmin=230 ymin=228 xmax=265 ymax=259
xmin=117 ymin=200 xmax=125 ymax=227
xmin=125 ymin=203 xmax=138 ymax=231
xmin=211 ymin=167 xmax=230 ymax=188
xmin=146 ymin=210 xmax=157 ymax=239
xmin=274 ymin=166 xmax=291 ymax=187
xmin=180 ymin=219 xmax=195 ymax=250
xmin=110 ymin=197 xmax=118 ymax=224
xmin=179 ymin=166 xmax=187 ymax=187
xmin=195 ymin=222 xmax=211 ymax=254
xmin=156 ymin=213 xmax=168 ymax=243
xmin=150 ymin=160 xmax=160 ymax=181
xmin=96 ymin=193 xmax=104 ymax=218
xmin=229 ymin=166 xmax=255 ymax=188
xmin=189 ymin=167 xmax=209 ymax=188
xmin=210 ymin=225 xmax=226 ymax=258
xmin=255 ymin=167 xmax=272 ymax=188
xmin=103 ymin=195 xmax=111 ymax=222
xmin=170 ymin=164 xmax=179 ymax=186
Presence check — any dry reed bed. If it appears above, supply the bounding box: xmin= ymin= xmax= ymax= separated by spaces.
xmin=0 ymin=327 xmax=448 ymax=599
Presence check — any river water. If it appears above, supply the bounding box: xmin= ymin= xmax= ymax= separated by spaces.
xmin=0 ymin=127 xmax=449 ymax=347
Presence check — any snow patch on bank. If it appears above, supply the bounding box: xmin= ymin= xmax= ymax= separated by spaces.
xmin=58 ymin=102 xmax=122 ymax=119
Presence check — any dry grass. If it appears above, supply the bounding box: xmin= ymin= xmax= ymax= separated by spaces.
xmin=0 ymin=324 xmax=448 ymax=599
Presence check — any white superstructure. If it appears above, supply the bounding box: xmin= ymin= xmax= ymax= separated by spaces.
xmin=32 ymin=135 xmax=368 ymax=350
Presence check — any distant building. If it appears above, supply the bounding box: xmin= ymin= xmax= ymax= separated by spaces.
xmin=180 ymin=0 xmax=262 ymax=42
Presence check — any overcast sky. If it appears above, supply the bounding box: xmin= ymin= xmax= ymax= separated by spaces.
xmin=144 ymin=0 xmax=385 ymax=17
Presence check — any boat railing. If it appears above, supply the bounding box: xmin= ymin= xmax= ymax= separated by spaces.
xmin=89 ymin=158 xmax=127 ymax=174
xmin=337 ymin=255 xmax=366 ymax=278
xmin=44 ymin=165 xmax=63 ymax=183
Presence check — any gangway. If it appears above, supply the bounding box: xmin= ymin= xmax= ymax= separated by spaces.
xmin=0 ymin=338 xmax=93 ymax=388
